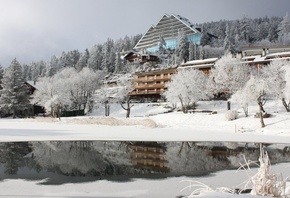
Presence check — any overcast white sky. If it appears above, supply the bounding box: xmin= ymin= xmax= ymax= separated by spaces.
xmin=0 ymin=0 xmax=289 ymax=67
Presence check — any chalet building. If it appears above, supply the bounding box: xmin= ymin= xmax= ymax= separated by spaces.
xmin=129 ymin=67 xmax=177 ymax=102
xmin=24 ymin=81 xmax=45 ymax=115
xmin=178 ymin=57 xmax=219 ymax=75
xmin=134 ymin=13 xmax=202 ymax=53
xmin=241 ymin=45 xmax=290 ymax=68
xmin=241 ymin=45 xmax=290 ymax=57
xmin=123 ymin=51 xmax=159 ymax=65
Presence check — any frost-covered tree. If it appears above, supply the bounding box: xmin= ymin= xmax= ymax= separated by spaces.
xmin=158 ymin=34 xmax=166 ymax=54
xmin=175 ymin=28 xmax=189 ymax=64
xmin=277 ymin=13 xmax=290 ymax=44
xmin=95 ymin=85 xmax=118 ymax=117
xmin=75 ymin=49 xmax=90 ymax=72
xmin=33 ymin=67 xmax=104 ymax=118
xmin=208 ymin=53 xmax=251 ymax=109
xmin=188 ymin=42 xmax=197 ymax=61
xmin=232 ymin=74 xmax=275 ymax=128
xmin=223 ymin=23 xmax=234 ymax=53
xmin=239 ymin=15 xmax=251 ymax=42
xmin=282 ymin=64 xmax=290 ymax=112
xmin=71 ymin=67 xmax=104 ymax=113
xmin=117 ymin=75 xmax=134 ymax=118
xmin=0 ymin=64 xmax=4 ymax=90
xmin=260 ymin=60 xmax=290 ymax=112
xmin=88 ymin=44 xmax=103 ymax=71
xmin=0 ymin=58 xmax=30 ymax=118
xmin=164 ymin=68 xmax=209 ymax=113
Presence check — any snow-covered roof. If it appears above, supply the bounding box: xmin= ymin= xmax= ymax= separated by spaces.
xmin=25 ymin=81 xmax=43 ymax=90
xmin=241 ymin=55 xmax=261 ymax=60
xmin=179 ymin=58 xmax=218 ymax=69
xmin=265 ymin=51 xmax=290 ymax=59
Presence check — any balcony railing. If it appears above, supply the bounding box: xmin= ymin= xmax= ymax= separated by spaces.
xmin=133 ymin=76 xmax=171 ymax=82
xmin=134 ymin=84 xmax=165 ymax=89
xmin=129 ymin=90 xmax=164 ymax=95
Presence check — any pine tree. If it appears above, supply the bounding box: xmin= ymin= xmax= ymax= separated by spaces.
xmin=0 ymin=64 xmax=4 ymax=90
xmin=158 ymin=34 xmax=166 ymax=54
xmin=175 ymin=29 xmax=189 ymax=64
xmin=76 ymin=49 xmax=90 ymax=72
xmin=0 ymin=58 xmax=30 ymax=118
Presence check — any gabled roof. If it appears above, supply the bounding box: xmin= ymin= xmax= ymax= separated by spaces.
xmin=134 ymin=13 xmax=201 ymax=51
xmin=25 ymin=81 xmax=43 ymax=90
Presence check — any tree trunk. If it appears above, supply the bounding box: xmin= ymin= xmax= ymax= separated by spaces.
xmin=121 ymin=97 xmax=133 ymax=118
xmin=257 ymin=95 xmax=265 ymax=128
xmin=227 ymin=100 xmax=231 ymax=110
xmin=282 ymin=98 xmax=290 ymax=112
xmin=178 ymin=96 xmax=186 ymax=113
xmin=126 ymin=108 xmax=130 ymax=118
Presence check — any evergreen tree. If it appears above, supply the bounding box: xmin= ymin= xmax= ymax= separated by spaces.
xmin=158 ymin=34 xmax=166 ymax=54
xmin=188 ymin=42 xmax=197 ymax=61
xmin=46 ymin=55 xmax=59 ymax=77
xmin=0 ymin=64 xmax=4 ymax=90
xmin=239 ymin=15 xmax=250 ymax=42
xmin=175 ymin=29 xmax=189 ymax=64
xmin=76 ymin=49 xmax=90 ymax=72
xmin=0 ymin=58 xmax=30 ymax=118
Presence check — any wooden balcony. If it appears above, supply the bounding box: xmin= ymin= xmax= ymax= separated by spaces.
xmin=129 ymin=90 xmax=163 ymax=95
xmin=133 ymin=76 xmax=171 ymax=82
xmin=134 ymin=83 xmax=165 ymax=89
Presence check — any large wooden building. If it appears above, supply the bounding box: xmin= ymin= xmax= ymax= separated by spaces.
xmin=129 ymin=67 xmax=177 ymax=102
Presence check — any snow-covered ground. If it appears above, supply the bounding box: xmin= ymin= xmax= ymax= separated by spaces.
xmin=1 ymin=100 xmax=290 ymax=197
xmin=1 ymin=100 xmax=290 ymax=143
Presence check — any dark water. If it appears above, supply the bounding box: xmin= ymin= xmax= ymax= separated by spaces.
xmin=0 ymin=141 xmax=290 ymax=184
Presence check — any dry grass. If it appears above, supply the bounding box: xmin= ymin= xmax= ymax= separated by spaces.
xmin=33 ymin=116 xmax=158 ymax=128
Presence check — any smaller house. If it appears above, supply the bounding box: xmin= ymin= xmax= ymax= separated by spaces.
xmin=242 ymin=51 xmax=290 ymax=69
xmin=24 ymin=81 xmax=46 ymax=116
xmin=123 ymin=51 xmax=159 ymax=65
xmin=178 ymin=58 xmax=219 ymax=75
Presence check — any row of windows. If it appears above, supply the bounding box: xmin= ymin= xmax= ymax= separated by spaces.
xmin=146 ymin=33 xmax=202 ymax=53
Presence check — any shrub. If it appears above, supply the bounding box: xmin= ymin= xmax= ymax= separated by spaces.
xmin=225 ymin=110 xmax=238 ymax=121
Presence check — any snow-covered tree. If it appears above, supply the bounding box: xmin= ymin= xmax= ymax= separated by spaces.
xmin=75 ymin=49 xmax=90 ymax=72
xmin=72 ymin=67 xmax=104 ymax=113
xmin=88 ymin=44 xmax=103 ymax=71
xmin=188 ymin=42 xmax=197 ymax=61
xmin=232 ymin=74 xmax=275 ymax=128
xmin=277 ymin=13 xmax=290 ymax=44
xmin=175 ymin=28 xmax=189 ymax=64
xmin=46 ymin=55 xmax=59 ymax=77
xmin=117 ymin=75 xmax=134 ymax=118
xmin=158 ymin=34 xmax=166 ymax=54
xmin=164 ymin=68 xmax=209 ymax=113
xmin=239 ymin=15 xmax=251 ymax=42
xmin=260 ymin=60 xmax=290 ymax=112
xmin=33 ymin=67 xmax=104 ymax=118
xmin=283 ymin=64 xmax=290 ymax=112
xmin=0 ymin=59 xmax=30 ymax=118
xmin=223 ymin=23 xmax=234 ymax=53
xmin=208 ymin=53 xmax=251 ymax=109
xmin=0 ymin=64 xmax=4 ymax=90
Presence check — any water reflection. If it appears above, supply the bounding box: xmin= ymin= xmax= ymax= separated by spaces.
xmin=0 ymin=141 xmax=290 ymax=182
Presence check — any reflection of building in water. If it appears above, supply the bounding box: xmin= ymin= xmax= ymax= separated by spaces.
xmin=129 ymin=142 xmax=169 ymax=173
xmin=204 ymin=145 xmax=259 ymax=161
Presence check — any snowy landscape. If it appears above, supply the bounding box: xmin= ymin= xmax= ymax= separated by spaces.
xmin=1 ymin=1 xmax=290 ymax=198
xmin=1 ymin=100 xmax=290 ymax=197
